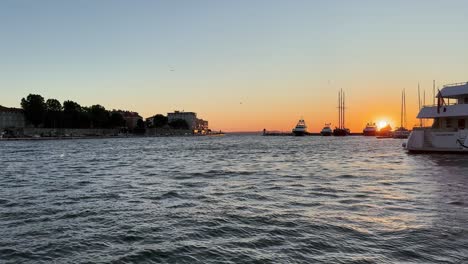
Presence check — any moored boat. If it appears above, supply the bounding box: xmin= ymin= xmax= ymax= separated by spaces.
xmin=405 ymin=82 xmax=468 ymax=153
xmin=393 ymin=127 xmax=410 ymax=139
xmin=292 ymin=119 xmax=308 ymax=136
xmin=320 ymin=123 xmax=333 ymax=136
xmin=363 ymin=123 xmax=377 ymax=136
xmin=393 ymin=89 xmax=410 ymax=139
xmin=376 ymin=124 xmax=393 ymax=138
xmin=333 ymin=89 xmax=350 ymax=136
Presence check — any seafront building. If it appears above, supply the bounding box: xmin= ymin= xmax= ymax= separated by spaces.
xmin=167 ymin=111 xmax=209 ymax=131
xmin=0 ymin=106 xmax=25 ymax=130
xmin=118 ymin=111 xmax=143 ymax=130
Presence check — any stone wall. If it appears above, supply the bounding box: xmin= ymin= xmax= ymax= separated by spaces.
xmin=20 ymin=128 xmax=120 ymax=137
xmin=145 ymin=128 xmax=192 ymax=136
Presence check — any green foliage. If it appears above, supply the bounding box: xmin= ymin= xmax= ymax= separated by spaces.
xmin=169 ymin=119 xmax=189 ymax=130
xmin=88 ymin=104 xmax=110 ymax=128
xmin=44 ymin=98 xmax=63 ymax=128
xmin=136 ymin=118 xmax=145 ymax=129
xmin=21 ymin=94 xmax=46 ymax=127
xmin=109 ymin=112 xmax=126 ymax=127
xmin=46 ymin=99 xmax=62 ymax=112
xmin=152 ymin=114 xmax=168 ymax=128
xmin=63 ymin=100 xmax=83 ymax=128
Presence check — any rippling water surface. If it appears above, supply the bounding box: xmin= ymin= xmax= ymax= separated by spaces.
xmin=1 ymin=135 xmax=467 ymax=263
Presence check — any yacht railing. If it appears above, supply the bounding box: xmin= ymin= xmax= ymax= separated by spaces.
xmin=443 ymin=82 xmax=468 ymax=88
xmin=422 ymin=102 xmax=459 ymax=108
xmin=412 ymin=127 xmax=457 ymax=132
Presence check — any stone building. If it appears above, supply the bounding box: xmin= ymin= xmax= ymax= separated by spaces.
xmin=0 ymin=106 xmax=25 ymax=130
xmin=167 ymin=111 xmax=209 ymax=131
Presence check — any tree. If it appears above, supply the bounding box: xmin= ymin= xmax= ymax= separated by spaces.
xmin=63 ymin=100 xmax=82 ymax=128
xmin=46 ymin=99 xmax=62 ymax=112
xmin=44 ymin=98 xmax=63 ymax=128
xmin=136 ymin=118 xmax=145 ymax=129
xmin=169 ymin=119 xmax=189 ymax=130
xmin=152 ymin=114 xmax=168 ymax=128
xmin=88 ymin=104 xmax=110 ymax=128
xmin=109 ymin=112 xmax=125 ymax=128
xmin=21 ymin=94 xmax=46 ymax=127
xmin=133 ymin=118 xmax=146 ymax=134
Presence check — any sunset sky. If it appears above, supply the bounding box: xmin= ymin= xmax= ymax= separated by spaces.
xmin=1 ymin=0 xmax=468 ymax=132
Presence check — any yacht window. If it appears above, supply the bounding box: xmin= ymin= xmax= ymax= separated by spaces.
xmin=446 ymin=118 xmax=452 ymax=128
xmin=458 ymin=119 xmax=466 ymax=129
xmin=464 ymin=97 xmax=468 ymax=104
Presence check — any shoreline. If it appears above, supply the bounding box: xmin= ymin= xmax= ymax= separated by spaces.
xmin=0 ymin=133 xmax=225 ymax=141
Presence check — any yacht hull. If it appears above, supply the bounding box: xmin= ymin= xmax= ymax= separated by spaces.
xmin=293 ymin=131 xmax=306 ymax=136
xmin=363 ymin=131 xmax=376 ymax=136
xmin=405 ymin=129 xmax=468 ymax=153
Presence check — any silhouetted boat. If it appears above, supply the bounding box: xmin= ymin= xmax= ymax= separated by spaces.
xmin=393 ymin=89 xmax=410 ymax=139
xmin=376 ymin=124 xmax=393 ymax=138
xmin=320 ymin=123 xmax=332 ymax=136
xmin=363 ymin=122 xmax=377 ymax=136
xmin=292 ymin=119 xmax=308 ymax=136
xmin=393 ymin=127 xmax=410 ymax=138
xmin=333 ymin=89 xmax=350 ymax=136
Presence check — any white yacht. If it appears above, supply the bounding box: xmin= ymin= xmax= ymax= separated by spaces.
xmin=363 ymin=123 xmax=377 ymax=136
xmin=292 ymin=119 xmax=308 ymax=136
xmin=405 ymin=82 xmax=468 ymax=153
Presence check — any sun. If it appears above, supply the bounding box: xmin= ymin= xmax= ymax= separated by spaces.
xmin=377 ymin=121 xmax=388 ymax=130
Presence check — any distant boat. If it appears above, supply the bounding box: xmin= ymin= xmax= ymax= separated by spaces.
xmin=292 ymin=119 xmax=308 ymax=136
xmin=320 ymin=123 xmax=333 ymax=136
xmin=393 ymin=127 xmax=410 ymax=139
xmin=393 ymin=89 xmax=410 ymax=139
xmin=363 ymin=122 xmax=377 ymax=136
xmin=333 ymin=89 xmax=350 ymax=136
xmin=376 ymin=124 xmax=393 ymax=139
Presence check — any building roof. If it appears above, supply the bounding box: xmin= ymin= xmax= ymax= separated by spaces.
xmin=440 ymin=82 xmax=468 ymax=98
xmin=418 ymin=104 xmax=468 ymax=118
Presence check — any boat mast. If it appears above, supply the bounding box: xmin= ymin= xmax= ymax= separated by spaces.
xmin=343 ymin=91 xmax=346 ymax=129
xmin=418 ymin=83 xmax=422 ymax=127
xmin=338 ymin=90 xmax=341 ymax=129
xmin=433 ymin=80 xmax=435 ymax=106
xmin=404 ymin=88 xmax=407 ymax=128
xmin=400 ymin=90 xmax=403 ymax=128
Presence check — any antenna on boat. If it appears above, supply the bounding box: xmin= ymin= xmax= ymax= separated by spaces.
xmin=423 ymin=89 xmax=426 ymax=127
xmin=433 ymin=80 xmax=436 ymax=106
xmin=418 ymin=83 xmax=422 ymax=127
xmin=404 ymin=88 xmax=407 ymax=128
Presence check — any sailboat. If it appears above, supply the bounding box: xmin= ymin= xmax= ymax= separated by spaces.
xmin=393 ymin=89 xmax=410 ymax=139
xmin=333 ymin=89 xmax=349 ymax=136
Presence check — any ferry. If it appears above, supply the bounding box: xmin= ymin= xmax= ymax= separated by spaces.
xmin=292 ymin=119 xmax=308 ymax=136
xmin=320 ymin=123 xmax=333 ymax=136
xmin=363 ymin=123 xmax=377 ymax=136
xmin=405 ymin=82 xmax=468 ymax=153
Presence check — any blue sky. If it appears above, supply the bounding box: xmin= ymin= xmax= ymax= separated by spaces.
xmin=1 ymin=0 xmax=468 ymax=131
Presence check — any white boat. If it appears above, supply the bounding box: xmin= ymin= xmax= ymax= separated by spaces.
xmin=405 ymin=82 xmax=468 ymax=153
xmin=320 ymin=123 xmax=332 ymax=136
xmin=292 ymin=119 xmax=308 ymax=136
xmin=363 ymin=123 xmax=377 ymax=136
